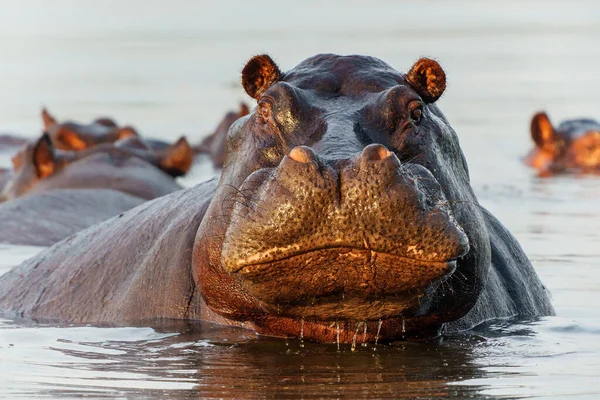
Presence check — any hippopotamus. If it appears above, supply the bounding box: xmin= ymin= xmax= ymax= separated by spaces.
xmin=195 ymin=103 xmax=249 ymax=167
xmin=115 ymin=135 xmax=194 ymax=177
xmin=42 ymin=108 xmax=139 ymax=150
xmin=1 ymin=133 xmax=182 ymax=201
xmin=0 ymin=188 xmax=145 ymax=246
xmin=0 ymin=54 xmax=553 ymax=343
xmin=526 ymin=111 xmax=600 ymax=175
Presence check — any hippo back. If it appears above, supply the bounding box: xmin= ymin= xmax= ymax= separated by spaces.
xmin=29 ymin=148 xmax=182 ymax=200
xmin=0 ymin=188 xmax=146 ymax=246
xmin=0 ymin=179 xmax=217 ymax=323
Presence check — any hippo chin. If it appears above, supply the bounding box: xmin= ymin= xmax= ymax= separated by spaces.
xmin=526 ymin=111 xmax=600 ymax=175
xmin=0 ymin=54 xmax=554 ymax=343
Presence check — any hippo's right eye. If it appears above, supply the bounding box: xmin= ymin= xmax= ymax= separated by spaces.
xmin=256 ymin=99 xmax=273 ymax=124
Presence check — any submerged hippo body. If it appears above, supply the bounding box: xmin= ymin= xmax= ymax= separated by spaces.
xmin=526 ymin=112 xmax=600 ymax=175
xmin=1 ymin=134 xmax=182 ymax=201
xmin=0 ymin=189 xmax=145 ymax=246
xmin=0 ymin=54 xmax=553 ymax=343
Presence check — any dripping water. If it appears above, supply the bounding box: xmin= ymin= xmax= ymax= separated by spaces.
xmin=351 ymin=323 xmax=360 ymax=352
xmin=300 ymin=318 xmax=305 ymax=348
xmin=375 ymin=319 xmax=382 ymax=346
xmin=361 ymin=321 xmax=368 ymax=347
xmin=402 ymin=318 xmax=405 ymax=333
xmin=336 ymin=321 xmax=340 ymax=351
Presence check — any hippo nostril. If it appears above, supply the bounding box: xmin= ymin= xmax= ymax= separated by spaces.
xmin=361 ymin=144 xmax=393 ymax=161
xmin=288 ymin=146 xmax=316 ymax=163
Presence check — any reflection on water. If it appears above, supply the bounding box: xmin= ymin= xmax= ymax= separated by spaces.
xmin=1 ymin=0 xmax=600 ymax=398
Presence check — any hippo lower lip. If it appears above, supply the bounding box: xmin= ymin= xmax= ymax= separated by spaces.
xmin=232 ymin=247 xmax=457 ymax=320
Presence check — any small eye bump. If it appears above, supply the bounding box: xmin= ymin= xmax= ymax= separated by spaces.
xmin=256 ymin=101 xmax=272 ymax=123
xmin=410 ymin=107 xmax=422 ymax=122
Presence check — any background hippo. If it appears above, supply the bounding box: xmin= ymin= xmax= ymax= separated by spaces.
xmin=1 ymin=133 xmax=182 ymax=201
xmin=0 ymin=188 xmax=145 ymax=246
xmin=195 ymin=103 xmax=249 ymax=167
xmin=526 ymin=111 xmax=600 ymax=175
xmin=42 ymin=108 xmax=138 ymax=150
xmin=0 ymin=54 xmax=553 ymax=343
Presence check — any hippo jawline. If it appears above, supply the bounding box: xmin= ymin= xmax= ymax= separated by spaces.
xmin=229 ymin=246 xmax=457 ymax=322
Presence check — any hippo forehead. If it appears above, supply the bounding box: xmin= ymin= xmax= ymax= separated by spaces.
xmin=282 ymin=54 xmax=407 ymax=95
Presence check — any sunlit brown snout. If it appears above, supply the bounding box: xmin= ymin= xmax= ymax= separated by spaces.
xmin=223 ymin=142 xmax=469 ymax=273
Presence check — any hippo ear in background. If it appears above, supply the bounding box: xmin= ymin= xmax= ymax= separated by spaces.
xmin=33 ymin=134 xmax=56 ymax=179
xmin=238 ymin=102 xmax=250 ymax=117
xmin=242 ymin=55 xmax=282 ymax=100
xmin=531 ymin=112 xmax=557 ymax=149
xmin=55 ymin=127 xmax=88 ymax=150
xmin=405 ymin=58 xmax=446 ymax=103
xmin=118 ymin=126 xmax=139 ymax=140
xmin=94 ymin=117 xmax=118 ymax=128
xmin=159 ymin=136 xmax=194 ymax=177
xmin=41 ymin=108 xmax=57 ymax=130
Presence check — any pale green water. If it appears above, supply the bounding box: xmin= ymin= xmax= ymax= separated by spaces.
xmin=1 ymin=1 xmax=600 ymax=398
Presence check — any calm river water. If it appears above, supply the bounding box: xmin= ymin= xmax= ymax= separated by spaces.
xmin=1 ymin=0 xmax=600 ymax=398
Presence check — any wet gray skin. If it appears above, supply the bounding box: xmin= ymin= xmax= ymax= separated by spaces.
xmin=0 ymin=54 xmax=553 ymax=344
xmin=1 ymin=134 xmax=182 ymax=201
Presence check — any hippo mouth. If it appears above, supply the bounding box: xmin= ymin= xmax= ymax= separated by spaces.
xmin=232 ymin=246 xmax=457 ymax=321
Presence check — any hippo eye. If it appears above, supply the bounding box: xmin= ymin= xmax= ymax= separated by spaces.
xmin=256 ymin=99 xmax=273 ymax=123
xmin=408 ymin=101 xmax=423 ymax=123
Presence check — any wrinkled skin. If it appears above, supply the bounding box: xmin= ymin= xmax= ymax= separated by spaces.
xmin=525 ymin=111 xmax=600 ymax=175
xmin=0 ymin=54 xmax=553 ymax=344
xmin=195 ymin=103 xmax=249 ymax=167
xmin=1 ymin=134 xmax=182 ymax=201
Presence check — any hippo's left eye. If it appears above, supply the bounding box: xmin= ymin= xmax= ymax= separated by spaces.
xmin=408 ymin=101 xmax=423 ymax=123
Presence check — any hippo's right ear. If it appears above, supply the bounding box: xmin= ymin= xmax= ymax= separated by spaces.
xmin=242 ymin=55 xmax=282 ymax=100
xmin=160 ymin=136 xmax=193 ymax=177
xmin=531 ymin=112 xmax=557 ymax=150
xmin=32 ymin=134 xmax=56 ymax=179
xmin=118 ymin=126 xmax=139 ymax=140
xmin=405 ymin=58 xmax=446 ymax=103
xmin=41 ymin=108 xmax=57 ymax=130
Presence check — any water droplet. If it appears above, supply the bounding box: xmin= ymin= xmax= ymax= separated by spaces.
xmin=300 ymin=318 xmax=305 ymax=348
xmin=336 ymin=321 xmax=340 ymax=351
xmin=402 ymin=318 xmax=405 ymax=333
xmin=351 ymin=323 xmax=360 ymax=352
xmin=375 ymin=319 xmax=382 ymax=345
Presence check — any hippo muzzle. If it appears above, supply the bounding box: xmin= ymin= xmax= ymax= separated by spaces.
xmin=221 ymin=143 xmax=469 ymax=323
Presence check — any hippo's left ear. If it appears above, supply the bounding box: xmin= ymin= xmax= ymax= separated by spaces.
xmin=159 ymin=136 xmax=193 ymax=177
xmin=405 ymin=58 xmax=446 ymax=103
xmin=33 ymin=134 xmax=56 ymax=179
xmin=242 ymin=55 xmax=282 ymax=100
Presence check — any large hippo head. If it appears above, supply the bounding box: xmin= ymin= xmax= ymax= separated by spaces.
xmin=526 ymin=111 xmax=600 ymax=175
xmin=193 ymin=54 xmax=491 ymax=343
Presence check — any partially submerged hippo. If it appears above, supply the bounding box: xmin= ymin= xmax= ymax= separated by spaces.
xmin=42 ymin=108 xmax=138 ymax=150
xmin=526 ymin=111 xmax=600 ymax=175
xmin=1 ymin=133 xmax=182 ymax=201
xmin=115 ymin=135 xmax=194 ymax=177
xmin=0 ymin=188 xmax=145 ymax=246
xmin=195 ymin=103 xmax=249 ymax=167
xmin=0 ymin=54 xmax=553 ymax=343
